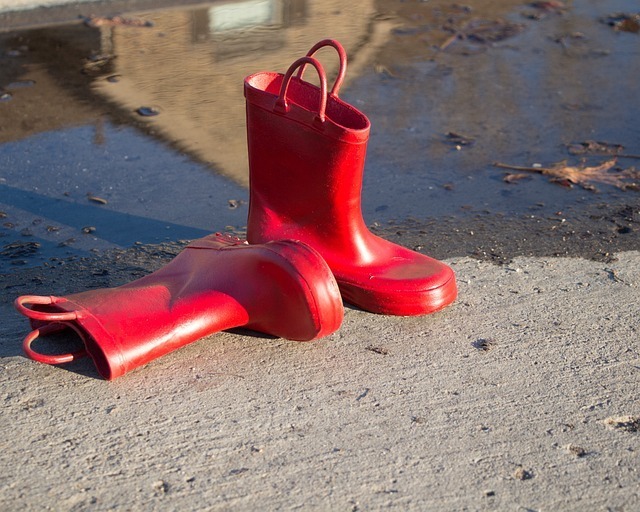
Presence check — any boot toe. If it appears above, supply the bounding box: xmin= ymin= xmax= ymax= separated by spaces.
xmin=336 ymin=251 xmax=457 ymax=316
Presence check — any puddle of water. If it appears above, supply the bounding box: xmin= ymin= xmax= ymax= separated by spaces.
xmin=354 ymin=0 xmax=640 ymax=219
xmin=1 ymin=0 xmax=639 ymax=271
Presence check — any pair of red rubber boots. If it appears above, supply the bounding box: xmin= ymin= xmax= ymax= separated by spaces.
xmin=15 ymin=40 xmax=457 ymax=380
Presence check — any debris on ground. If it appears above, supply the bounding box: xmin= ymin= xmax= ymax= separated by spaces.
xmin=227 ymin=199 xmax=246 ymax=209
xmin=604 ymin=415 xmax=640 ymax=433
xmin=566 ymin=444 xmax=588 ymax=457
xmin=523 ymin=1 xmax=568 ymax=20
xmin=503 ymin=173 xmax=531 ymax=184
xmin=472 ymin=338 xmax=495 ymax=351
xmin=365 ymin=346 xmax=390 ymax=355
xmin=444 ymin=132 xmax=475 ymax=150
xmin=551 ymin=31 xmax=586 ymax=47
xmin=513 ymin=467 xmax=534 ymax=480
xmin=5 ymin=80 xmax=36 ymax=89
xmin=87 ymin=194 xmax=108 ymax=205
xmin=603 ymin=268 xmax=626 ymax=284
xmin=601 ymin=13 xmax=640 ymax=34
xmin=494 ymin=159 xmax=640 ymax=191
xmin=82 ymin=54 xmax=115 ymax=75
xmin=567 ymin=140 xmax=624 ymax=156
xmin=1 ymin=241 xmax=41 ymax=259
xmin=374 ymin=64 xmax=396 ymax=78
xmin=567 ymin=141 xmax=640 ymax=159
xmin=530 ymin=1 xmax=567 ymax=13
xmin=136 ymin=106 xmax=160 ymax=117
xmin=440 ymin=17 xmax=526 ymax=51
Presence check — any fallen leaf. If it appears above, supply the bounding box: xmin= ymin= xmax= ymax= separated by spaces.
xmin=601 ymin=13 xmax=640 ymax=33
xmin=567 ymin=140 xmax=640 ymax=160
xmin=440 ymin=18 xmax=525 ymax=50
xmin=494 ymin=159 xmax=640 ymax=190
xmin=567 ymin=140 xmax=624 ymax=155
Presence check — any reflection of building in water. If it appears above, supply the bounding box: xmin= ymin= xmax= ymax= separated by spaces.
xmin=93 ymin=0 xmax=386 ymax=186
xmin=0 ymin=26 xmax=104 ymax=144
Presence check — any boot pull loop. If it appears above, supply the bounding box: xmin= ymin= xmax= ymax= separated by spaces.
xmin=296 ymin=39 xmax=347 ymax=97
xmin=23 ymin=323 xmax=88 ymax=365
xmin=275 ymin=56 xmax=327 ymax=124
xmin=15 ymin=295 xmax=78 ymax=322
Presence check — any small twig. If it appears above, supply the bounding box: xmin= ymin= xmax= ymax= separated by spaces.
xmin=439 ymin=32 xmax=462 ymax=50
xmin=604 ymin=268 xmax=625 ymax=284
xmin=494 ymin=162 xmax=546 ymax=173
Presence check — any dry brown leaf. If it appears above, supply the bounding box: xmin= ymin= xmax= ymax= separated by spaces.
xmin=494 ymin=159 xmax=640 ymax=190
xmin=567 ymin=140 xmax=624 ymax=155
xmin=602 ymin=13 xmax=640 ymax=33
xmin=567 ymin=140 xmax=640 ymax=159
xmin=440 ymin=18 xmax=525 ymax=50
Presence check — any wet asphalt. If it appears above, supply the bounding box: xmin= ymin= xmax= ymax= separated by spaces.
xmin=1 ymin=0 xmax=639 ymax=273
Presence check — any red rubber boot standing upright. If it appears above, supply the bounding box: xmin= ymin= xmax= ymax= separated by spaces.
xmin=15 ymin=234 xmax=343 ymax=379
xmin=244 ymin=40 xmax=457 ymax=316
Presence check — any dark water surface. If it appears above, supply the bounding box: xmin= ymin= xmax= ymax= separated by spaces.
xmin=1 ymin=0 xmax=639 ymax=272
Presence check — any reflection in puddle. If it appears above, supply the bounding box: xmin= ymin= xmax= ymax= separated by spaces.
xmin=0 ymin=0 xmax=389 ymax=270
xmin=1 ymin=0 xmax=639 ymax=271
xmin=90 ymin=0 xmax=384 ymax=186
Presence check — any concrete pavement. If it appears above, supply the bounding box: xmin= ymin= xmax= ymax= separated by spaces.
xmin=1 ymin=248 xmax=638 ymax=510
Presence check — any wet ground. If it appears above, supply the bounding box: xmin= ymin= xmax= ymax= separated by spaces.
xmin=2 ymin=3 xmax=639 ymax=509
xmin=1 ymin=0 xmax=639 ymax=274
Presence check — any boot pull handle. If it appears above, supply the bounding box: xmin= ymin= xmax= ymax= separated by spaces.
xmin=15 ymin=295 xmax=78 ymax=322
xmin=275 ymin=56 xmax=327 ymax=124
xmin=23 ymin=323 xmax=88 ymax=365
xmin=295 ymin=39 xmax=347 ymax=97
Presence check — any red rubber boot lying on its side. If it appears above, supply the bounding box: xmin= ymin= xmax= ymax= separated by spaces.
xmin=15 ymin=233 xmax=343 ymax=380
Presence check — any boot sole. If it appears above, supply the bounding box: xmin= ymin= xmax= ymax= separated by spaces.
xmin=337 ymin=271 xmax=458 ymax=316
xmin=253 ymin=240 xmax=345 ymax=340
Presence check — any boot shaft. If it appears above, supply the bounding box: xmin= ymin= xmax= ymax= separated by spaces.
xmin=245 ymin=72 xmax=372 ymax=261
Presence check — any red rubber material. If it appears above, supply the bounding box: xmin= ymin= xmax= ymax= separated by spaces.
xmin=23 ymin=323 xmax=88 ymax=365
xmin=244 ymin=39 xmax=457 ymax=316
xmin=296 ymin=38 xmax=347 ymax=96
xmin=15 ymin=295 xmax=77 ymax=322
xmin=275 ymin=56 xmax=327 ymax=123
xmin=14 ymin=233 xmax=343 ymax=379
